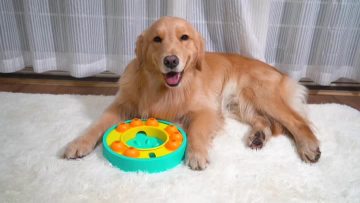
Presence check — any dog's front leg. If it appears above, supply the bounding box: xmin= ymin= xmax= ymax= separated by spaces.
xmin=64 ymin=98 xmax=130 ymax=159
xmin=185 ymin=109 xmax=224 ymax=170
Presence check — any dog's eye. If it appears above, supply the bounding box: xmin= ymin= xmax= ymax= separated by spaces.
xmin=153 ymin=36 xmax=162 ymax=43
xmin=180 ymin=34 xmax=189 ymax=41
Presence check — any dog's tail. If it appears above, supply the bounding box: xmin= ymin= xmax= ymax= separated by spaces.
xmin=269 ymin=76 xmax=310 ymax=136
xmin=281 ymin=77 xmax=309 ymax=119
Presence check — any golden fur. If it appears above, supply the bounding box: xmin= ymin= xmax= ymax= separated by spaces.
xmin=64 ymin=17 xmax=321 ymax=170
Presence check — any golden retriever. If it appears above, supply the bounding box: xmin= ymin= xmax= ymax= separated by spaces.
xmin=64 ymin=16 xmax=321 ymax=170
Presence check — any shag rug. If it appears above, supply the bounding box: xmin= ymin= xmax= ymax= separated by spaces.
xmin=0 ymin=92 xmax=359 ymax=203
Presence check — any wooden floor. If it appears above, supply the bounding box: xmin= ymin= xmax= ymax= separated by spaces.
xmin=0 ymin=73 xmax=359 ymax=110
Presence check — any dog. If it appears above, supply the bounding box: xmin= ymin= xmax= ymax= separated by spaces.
xmin=64 ymin=16 xmax=321 ymax=170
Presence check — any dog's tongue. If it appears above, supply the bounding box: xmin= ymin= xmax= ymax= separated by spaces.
xmin=165 ymin=72 xmax=181 ymax=86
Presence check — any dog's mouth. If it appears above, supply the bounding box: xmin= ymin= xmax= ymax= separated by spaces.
xmin=163 ymin=71 xmax=183 ymax=87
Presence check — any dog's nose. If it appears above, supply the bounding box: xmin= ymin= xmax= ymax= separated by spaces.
xmin=163 ymin=55 xmax=179 ymax=69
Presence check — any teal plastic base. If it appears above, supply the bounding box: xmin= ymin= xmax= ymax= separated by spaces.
xmin=103 ymin=120 xmax=187 ymax=173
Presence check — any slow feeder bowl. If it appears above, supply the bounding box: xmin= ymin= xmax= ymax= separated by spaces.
xmin=103 ymin=118 xmax=187 ymax=173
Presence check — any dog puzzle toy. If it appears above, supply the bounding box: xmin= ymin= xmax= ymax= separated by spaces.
xmin=103 ymin=118 xmax=187 ymax=173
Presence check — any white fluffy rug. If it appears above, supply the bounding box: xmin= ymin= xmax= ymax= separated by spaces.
xmin=0 ymin=92 xmax=359 ymax=202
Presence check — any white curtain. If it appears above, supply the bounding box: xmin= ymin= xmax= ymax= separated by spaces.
xmin=0 ymin=0 xmax=359 ymax=85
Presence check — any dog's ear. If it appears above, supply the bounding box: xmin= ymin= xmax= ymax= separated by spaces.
xmin=135 ymin=33 xmax=145 ymax=66
xmin=195 ymin=32 xmax=205 ymax=71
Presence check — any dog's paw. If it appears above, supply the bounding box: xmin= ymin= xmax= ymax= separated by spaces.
xmin=185 ymin=150 xmax=209 ymax=170
xmin=248 ymin=131 xmax=267 ymax=150
xmin=297 ymin=139 xmax=321 ymax=163
xmin=63 ymin=137 xmax=95 ymax=159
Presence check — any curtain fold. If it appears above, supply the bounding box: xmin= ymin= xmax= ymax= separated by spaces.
xmin=265 ymin=0 xmax=360 ymax=84
xmin=0 ymin=0 xmax=359 ymax=85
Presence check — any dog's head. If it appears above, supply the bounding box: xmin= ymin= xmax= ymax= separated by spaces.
xmin=135 ymin=16 xmax=205 ymax=88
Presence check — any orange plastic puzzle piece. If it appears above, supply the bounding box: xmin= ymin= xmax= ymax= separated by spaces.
xmin=116 ymin=123 xmax=130 ymax=132
xmin=165 ymin=140 xmax=181 ymax=151
xmin=130 ymin=118 xmax=143 ymax=127
xmin=146 ymin=118 xmax=159 ymax=126
xmin=169 ymin=131 xmax=183 ymax=142
xmin=110 ymin=141 xmax=127 ymax=153
xmin=123 ymin=147 xmax=140 ymax=158
xmin=165 ymin=125 xmax=179 ymax=134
